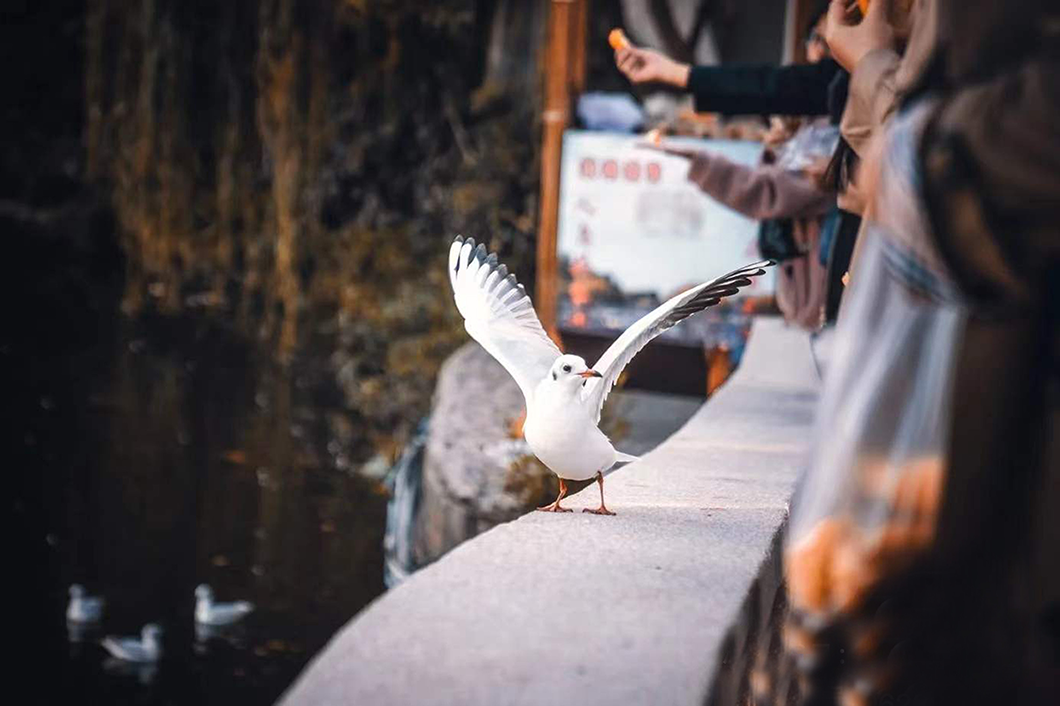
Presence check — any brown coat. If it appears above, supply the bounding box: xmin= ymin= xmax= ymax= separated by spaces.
xmin=840 ymin=47 xmax=900 ymax=158
xmin=686 ymin=151 xmax=833 ymax=330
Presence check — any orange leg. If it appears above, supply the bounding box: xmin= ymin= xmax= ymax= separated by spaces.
xmin=583 ymin=472 xmax=616 ymax=516
xmin=537 ymin=478 xmax=573 ymax=513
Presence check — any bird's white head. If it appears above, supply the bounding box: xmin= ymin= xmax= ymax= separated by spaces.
xmin=194 ymin=584 xmax=213 ymax=601
xmin=548 ymin=354 xmax=602 ymax=390
xmin=69 ymin=584 xmax=85 ymax=598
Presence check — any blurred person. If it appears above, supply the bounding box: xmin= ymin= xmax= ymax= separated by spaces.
xmin=819 ymin=0 xmax=921 ymax=307
xmin=774 ymin=1 xmax=1060 ymax=704
xmin=689 ymin=136 xmax=837 ymax=331
xmin=823 ymin=0 xmax=918 ymax=158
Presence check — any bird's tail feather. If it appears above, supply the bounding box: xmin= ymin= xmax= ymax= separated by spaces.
xmin=602 ymin=451 xmax=640 ymax=477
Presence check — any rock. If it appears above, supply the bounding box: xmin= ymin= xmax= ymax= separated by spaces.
xmin=412 ymin=342 xmax=557 ymax=566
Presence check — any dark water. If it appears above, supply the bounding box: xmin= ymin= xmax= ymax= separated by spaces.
xmin=14 ymin=310 xmax=388 ymax=705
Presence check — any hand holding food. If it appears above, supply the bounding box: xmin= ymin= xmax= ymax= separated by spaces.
xmin=824 ymin=0 xmax=898 ymax=71
xmin=613 ymin=37 xmax=691 ymax=89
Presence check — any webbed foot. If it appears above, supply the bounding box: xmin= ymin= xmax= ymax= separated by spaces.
xmin=537 ymin=504 xmax=573 ymax=513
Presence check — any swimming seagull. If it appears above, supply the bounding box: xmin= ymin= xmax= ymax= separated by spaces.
xmin=101 ymin=623 xmax=163 ymax=663
xmin=448 ymin=236 xmax=772 ymax=514
xmin=194 ymin=584 xmax=254 ymax=625
xmin=66 ymin=584 xmax=105 ymax=624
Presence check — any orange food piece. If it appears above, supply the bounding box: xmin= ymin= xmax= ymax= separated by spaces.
xmin=858 ymin=1 xmax=918 ymax=20
xmin=644 ymin=127 xmax=663 ymax=145
xmin=856 ymin=1 xmax=917 ymax=18
xmin=608 ymin=28 xmax=631 ymax=51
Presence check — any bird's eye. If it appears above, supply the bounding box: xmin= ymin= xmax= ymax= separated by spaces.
xmin=562 ymin=365 xmax=571 ymax=373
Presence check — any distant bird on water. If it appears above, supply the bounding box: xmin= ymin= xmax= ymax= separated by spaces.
xmin=448 ymin=235 xmax=772 ymax=514
xmin=101 ymin=623 xmax=163 ymax=663
xmin=66 ymin=584 xmax=105 ymax=624
xmin=194 ymin=584 xmax=254 ymax=625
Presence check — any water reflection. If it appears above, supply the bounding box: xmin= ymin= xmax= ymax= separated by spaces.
xmin=194 ymin=621 xmax=249 ymax=656
xmin=23 ymin=315 xmax=387 ymax=704
xmin=103 ymin=657 xmax=160 ymax=686
xmin=67 ymin=619 xmax=102 ymax=646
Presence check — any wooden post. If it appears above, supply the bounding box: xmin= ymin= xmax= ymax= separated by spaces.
xmin=569 ymin=0 xmax=588 ymax=94
xmin=536 ymin=0 xmax=580 ymax=343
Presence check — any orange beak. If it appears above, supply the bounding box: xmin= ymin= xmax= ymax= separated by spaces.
xmin=579 ymin=369 xmax=603 ymax=378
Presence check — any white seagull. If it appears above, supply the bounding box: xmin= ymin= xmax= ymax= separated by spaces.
xmin=448 ymin=236 xmax=772 ymax=514
xmin=66 ymin=584 xmax=105 ymax=624
xmin=194 ymin=584 xmax=254 ymax=626
xmin=101 ymin=623 xmax=163 ymax=663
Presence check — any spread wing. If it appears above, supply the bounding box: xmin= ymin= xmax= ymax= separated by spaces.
xmin=582 ymin=260 xmax=774 ymax=423
xmin=449 ymin=236 xmax=562 ymax=405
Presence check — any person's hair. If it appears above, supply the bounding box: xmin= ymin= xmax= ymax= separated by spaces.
xmin=902 ymin=0 xmax=1052 ymax=104
xmin=823 ymin=137 xmax=859 ymax=194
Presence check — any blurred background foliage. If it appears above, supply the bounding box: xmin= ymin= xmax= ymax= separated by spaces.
xmin=76 ymin=0 xmax=547 ymax=460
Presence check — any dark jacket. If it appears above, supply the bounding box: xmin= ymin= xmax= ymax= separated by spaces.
xmin=687 ymin=59 xmax=846 ymax=120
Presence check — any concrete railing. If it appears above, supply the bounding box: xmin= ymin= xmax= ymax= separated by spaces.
xmin=281 ymin=318 xmax=820 ymax=705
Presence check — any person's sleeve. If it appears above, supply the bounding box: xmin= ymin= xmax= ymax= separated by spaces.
xmin=686 ymin=60 xmax=841 ymax=116
xmin=839 ymin=48 xmax=900 ymax=156
xmin=687 ymin=152 xmax=834 ymax=220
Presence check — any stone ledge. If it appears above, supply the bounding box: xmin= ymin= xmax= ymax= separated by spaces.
xmin=281 ymin=317 xmax=819 ymax=706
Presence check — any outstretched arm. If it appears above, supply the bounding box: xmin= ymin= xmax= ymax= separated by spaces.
xmin=615 ymin=44 xmax=843 ymax=117
xmin=686 ymin=61 xmax=842 ymax=116
xmin=639 ymin=142 xmax=834 ymax=220
xmin=686 ymin=151 xmax=834 ymax=220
